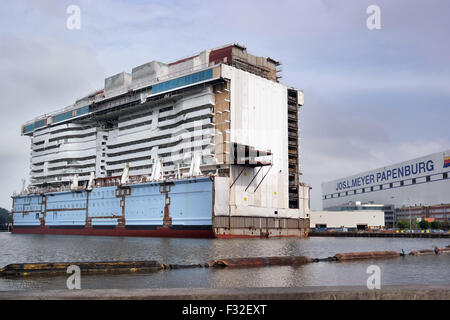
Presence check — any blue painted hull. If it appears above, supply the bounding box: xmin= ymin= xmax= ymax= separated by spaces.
xmin=11 ymin=177 xmax=215 ymax=238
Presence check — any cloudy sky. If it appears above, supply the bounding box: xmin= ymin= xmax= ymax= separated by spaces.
xmin=0 ymin=0 xmax=449 ymax=210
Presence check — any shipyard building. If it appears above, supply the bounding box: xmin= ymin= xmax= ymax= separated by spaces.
xmin=310 ymin=201 xmax=386 ymax=230
xmin=12 ymin=44 xmax=310 ymax=238
xmin=322 ymin=150 xmax=450 ymax=225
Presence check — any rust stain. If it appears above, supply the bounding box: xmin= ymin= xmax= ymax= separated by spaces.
xmin=160 ymin=183 xmax=173 ymax=227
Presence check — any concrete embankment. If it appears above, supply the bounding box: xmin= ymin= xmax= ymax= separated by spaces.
xmin=1 ymin=285 xmax=449 ymax=300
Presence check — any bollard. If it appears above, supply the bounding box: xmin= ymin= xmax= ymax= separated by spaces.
xmin=208 ymin=256 xmax=313 ymax=268
xmin=0 ymin=260 xmax=164 ymax=276
xmin=334 ymin=251 xmax=400 ymax=261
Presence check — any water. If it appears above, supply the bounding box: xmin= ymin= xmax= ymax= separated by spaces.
xmin=0 ymin=232 xmax=449 ymax=290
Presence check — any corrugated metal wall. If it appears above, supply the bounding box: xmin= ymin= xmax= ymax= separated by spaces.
xmin=222 ymin=65 xmax=297 ymax=218
xmin=214 ymin=215 xmax=308 ymax=230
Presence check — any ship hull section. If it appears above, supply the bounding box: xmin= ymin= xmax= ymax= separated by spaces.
xmin=12 ymin=177 xmax=215 ymax=239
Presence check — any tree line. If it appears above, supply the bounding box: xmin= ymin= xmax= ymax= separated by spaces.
xmin=396 ymin=219 xmax=450 ymax=230
xmin=0 ymin=207 xmax=12 ymax=230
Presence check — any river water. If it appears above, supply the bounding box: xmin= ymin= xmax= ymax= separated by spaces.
xmin=0 ymin=232 xmax=449 ymax=291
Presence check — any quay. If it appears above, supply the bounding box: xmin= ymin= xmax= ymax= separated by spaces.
xmin=0 ymin=285 xmax=449 ymax=300
xmin=310 ymin=231 xmax=450 ymax=238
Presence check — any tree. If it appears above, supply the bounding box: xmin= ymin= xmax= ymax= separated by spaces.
xmin=0 ymin=207 xmax=12 ymax=230
xmin=430 ymin=221 xmax=442 ymax=229
xmin=419 ymin=220 xmax=431 ymax=230
xmin=396 ymin=220 xmax=409 ymax=229
xmin=396 ymin=219 xmax=418 ymax=229
xmin=441 ymin=221 xmax=450 ymax=231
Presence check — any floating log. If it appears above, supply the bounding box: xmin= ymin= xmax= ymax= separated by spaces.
xmin=208 ymin=256 xmax=313 ymax=268
xmin=435 ymin=247 xmax=450 ymax=254
xmin=409 ymin=250 xmax=435 ymax=256
xmin=0 ymin=261 xmax=164 ymax=276
xmin=164 ymin=264 xmax=204 ymax=269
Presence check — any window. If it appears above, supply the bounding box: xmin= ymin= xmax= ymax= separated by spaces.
xmin=371 ymin=186 xmax=374 ymax=192
xmin=389 ymin=183 xmax=393 ymax=188
xmin=426 ymin=176 xmax=431 ymax=182
xmin=160 ymin=106 xmax=173 ymax=113
xmin=380 ymin=185 xmax=383 ymax=190
xmin=412 ymin=178 xmax=416 ymax=184
xmin=444 ymin=173 xmax=448 ymax=179
xmin=400 ymin=180 xmax=404 ymax=186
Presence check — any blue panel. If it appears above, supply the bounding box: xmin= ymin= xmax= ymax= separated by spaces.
xmin=45 ymin=210 xmax=86 ymax=226
xmin=169 ymin=178 xmax=213 ymax=226
xmin=53 ymin=111 xmax=74 ymax=123
xmin=12 ymin=194 xmax=43 ymax=226
xmin=152 ymin=68 xmax=213 ymax=94
xmin=13 ymin=212 xmax=41 ymax=226
xmin=125 ymin=184 xmax=165 ymax=225
xmin=76 ymin=106 xmax=90 ymax=116
xmin=125 ymin=177 xmax=213 ymax=226
xmin=34 ymin=119 xmax=46 ymax=129
xmin=24 ymin=123 xmax=35 ymax=133
xmin=88 ymin=186 xmax=122 ymax=218
xmin=13 ymin=194 xmax=42 ymax=212
xmin=46 ymin=191 xmax=87 ymax=210
xmin=43 ymin=191 xmax=87 ymax=226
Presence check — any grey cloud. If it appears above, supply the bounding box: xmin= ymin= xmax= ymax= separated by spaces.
xmin=301 ymin=91 xmax=448 ymax=209
xmin=0 ymin=34 xmax=104 ymax=208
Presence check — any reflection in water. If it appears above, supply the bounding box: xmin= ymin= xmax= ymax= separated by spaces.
xmin=0 ymin=233 xmax=449 ymax=290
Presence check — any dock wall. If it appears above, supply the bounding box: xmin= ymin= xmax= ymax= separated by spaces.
xmin=1 ymin=285 xmax=449 ymax=300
